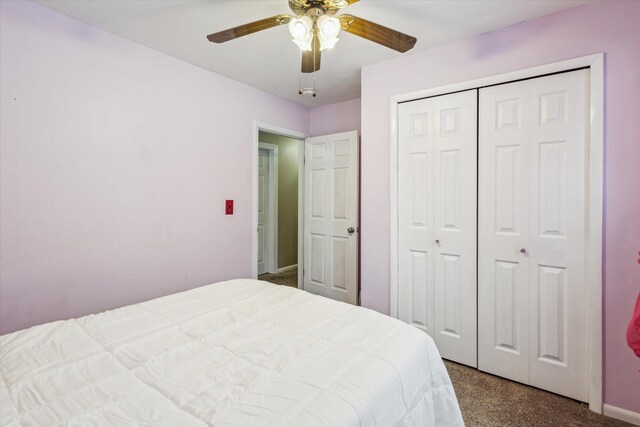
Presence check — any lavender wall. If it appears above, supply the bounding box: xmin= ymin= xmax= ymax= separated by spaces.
xmin=360 ymin=1 xmax=640 ymax=413
xmin=2 ymin=0 xmax=637 ymax=415
xmin=310 ymin=98 xmax=361 ymax=136
xmin=0 ymin=0 xmax=310 ymax=334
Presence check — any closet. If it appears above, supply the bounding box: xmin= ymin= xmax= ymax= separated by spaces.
xmin=396 ymin=69 xmax=589 ymax=402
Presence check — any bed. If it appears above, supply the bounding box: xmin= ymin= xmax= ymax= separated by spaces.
xmin=0 ymin=279 xmax=463 ymax=426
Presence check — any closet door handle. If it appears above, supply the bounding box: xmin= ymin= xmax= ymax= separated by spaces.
xmin=520 ymin=248 xmax=527 ymax=254
xmin=435 ymin=240 xmax=440 ymax=245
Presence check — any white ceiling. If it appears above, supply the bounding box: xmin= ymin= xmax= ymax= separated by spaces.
xmin=37 ymin=0 xmax=593 ymax=107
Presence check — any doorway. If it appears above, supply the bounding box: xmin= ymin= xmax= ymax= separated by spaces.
xmin=257 ymin=142 xmax=277 ymax=276
xmin=256 ymin=131 xmax=302 ymax=288
xmin=252 ymin=123 xmax=360 ymax=305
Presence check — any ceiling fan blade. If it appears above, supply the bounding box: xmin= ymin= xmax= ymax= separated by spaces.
xmin=339 ymin=14 xmax=416 ymax=53
xmin=301 ymin=34 xmax=321 ymax=73
xmin=207 ymin=15 xmax=290 ymax=44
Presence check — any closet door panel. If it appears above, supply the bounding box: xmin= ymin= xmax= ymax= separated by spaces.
xmin=398 ymin=91 xmax=477 ymax=368
xmin=528 ymin=70 xmax=588 ymax=402
xmin=478 ymin=81 xmax=531 ymax=383
xmin=398 ymin=102 xmax=434 ymax=334
xmin=432 ymin=91 xmax=478 ymax=367
xmin=479 ymin=69 xmax=589 ymax=402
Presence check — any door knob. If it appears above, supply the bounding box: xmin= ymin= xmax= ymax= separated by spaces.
xmin=347 ymin=227 xmax=356 ymax=235
xmin=520 ymin=248 xmax=527 ymax=254
xmin=435 ymin=240 xmax=440 ymax=245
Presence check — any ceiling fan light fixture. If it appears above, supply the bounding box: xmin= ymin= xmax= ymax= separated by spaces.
xmin=292 ymin=37 xmax=313 ymax=51
xmin=317 ymin=15 xmax=340 ymax=50
xmin=289 ymin=16 xmax=313 ymax=50
xmin=207 ymin=0 xmax=418 ymax=74
xmin=319 ymin=15 xmax=340 ymax=37
xmin=319 ymin=36 xmax=339 ymax=50
xmin=289 ymin=18 xmax=309 ymax=38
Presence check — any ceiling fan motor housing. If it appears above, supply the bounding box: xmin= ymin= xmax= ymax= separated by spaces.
xmin=289 ymin=0 xmax=341 ymax=17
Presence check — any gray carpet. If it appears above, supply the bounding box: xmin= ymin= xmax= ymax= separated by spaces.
xmin=258 ymin=267 xmax=298 ymax=288
xmin=445 ymin=360 xmax=631 ymax=426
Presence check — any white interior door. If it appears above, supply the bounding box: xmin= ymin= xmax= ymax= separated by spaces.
xmin=304 ymin=131 xmax=358 ymax=304
xmin=257 ymin=147 xmax=272 ymax=275
xmin=397 ymin=90 xmax=478 ymax=367
xmin=478 ymin=69 xmax=589 ymax=402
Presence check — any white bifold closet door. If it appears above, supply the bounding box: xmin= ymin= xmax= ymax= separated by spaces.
xmin=478 ymin=70 xmax=589 ymax=402
xmin=397 ymin=90 xmax=478 ymax=367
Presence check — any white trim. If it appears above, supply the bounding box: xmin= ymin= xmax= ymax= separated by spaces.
xmin=586 ymin=55 xmax=604 ymax=414
xmin=252 ymin=121 xmax=308 ymax=283
xmin=389 ymin=99 xmax=399 ymax=319
xmin=603 ymin=404 xmax=640 ymax=426
xmin=259 ymin=142 xmax=279 ymax=274
xmin=388 ymin=53 xmax=604 ymax=412
xmin=277 ymin=264 xmax=298 ymax=273
xmin=297 ymin=139 xmax=305 ymax=290
xmin=389 ymin=54 xmax=602 ymax=104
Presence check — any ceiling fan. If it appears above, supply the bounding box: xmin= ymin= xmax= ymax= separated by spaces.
xmin=206 ymin=0 xmax=417 ymax=73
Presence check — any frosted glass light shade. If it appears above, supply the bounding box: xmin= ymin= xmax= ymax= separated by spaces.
xmin=317 ymin=15 xmax=340 ymax=50
xmin=289 ymin=16 xmax=313 ymax=51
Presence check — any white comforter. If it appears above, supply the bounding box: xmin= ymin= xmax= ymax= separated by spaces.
xmin=0 ymin=279 xmax=463 ymax=426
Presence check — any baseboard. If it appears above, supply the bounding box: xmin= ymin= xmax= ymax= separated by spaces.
xmin=277 ymin=264 xmax=297 ymax=273
xmin=603 ymin=404 xmax=640 ymax=426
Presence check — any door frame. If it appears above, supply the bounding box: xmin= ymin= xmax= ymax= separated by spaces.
xmin=258 ymin=142 xmax=278 ymax=274
xmin=252 ymin=121 xmax=308 ymax=287
xmin=388 ymin=53 xmax=604 ymax=413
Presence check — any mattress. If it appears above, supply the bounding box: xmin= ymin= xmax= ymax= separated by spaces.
xmin=0 ymin=279 xmax=463 ymax=426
